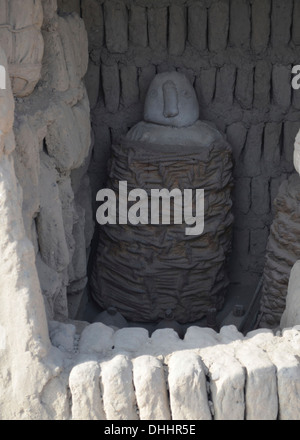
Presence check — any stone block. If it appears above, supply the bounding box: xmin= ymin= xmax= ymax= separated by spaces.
xmin=188 ymin=1 xmax=207 ymax=51
xmin=101 ymin=355 xmax=138 ymax=420
xmin=208 ymin=0 xmax=229 ymax=52
xmin=229 ymin=0 xmax=250 ymax=48
xmin=271 ymin=0 xmax=293 ymax=47
xmin=104 ymin=0 xmax=128 ymax=53
xmin=253 ymin=60 xmax=271 ymax=109
xmin=133 ymin=355 xmax=171 ymax=420
xmin=251 ymin=0 xmax=271 ymax=53
xmin=101 ymin=63 xmax=120 ymax=113
xmin=129 ymin=5 xmax=147 ymax=48
xmin=57 ymin=0 xmax=80 ymax=15
xmin=169 ymin=5 xmax=186 ymax=56
xmin=168 ymin=351 xmax=211 ymax=420
xmin=272 ymin=65 xmax=291 ymax=110
xmin=148 ymin=7 xmax=167 ymax=51
xmin=120 ymin=65 xmax=139 ymax=107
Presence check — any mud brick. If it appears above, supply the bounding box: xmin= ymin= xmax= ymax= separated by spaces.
xmin=195 ymin=68 xmax=217 ymax=107
xmin=232 ymin=177 xmax=251 ymax=215
xmin=262 ymin=122 xmax=282 ymax=177
xmin=215 ymin=64 xmax=236 ymax=106
xmin=235 ymin=67 xmax=253 ymax=109
xmin=251 ymin=176 xmax=270 ymax=216
xmin=292 ymin=0 xmax=300 ymax=45
xmin=229 ymin=0 xmax=250 ymax=49
xmin=251 ymin=0 xmax=271 ymax=54
xmin=104 ymin=0 xmax=128 ymax=53
xmin=129 ymin=5 xmax=148 ymax=48
xmin=101 ymin=63 xmax=120 ymax=113
xmin=148 ymin=7 xmax=167 ymax=51
xmin=272 ymin=65 xmax=291 ymax=110
xmin=250 ymin=227 xmax=269 ymax=257
xmin=242 ymin=124 xmax=264 ymax=177
xmin=208 ymin=0 xmax=229 ymax=52
xmin=120 ymin=65 xmax=139 ymax=107
xmin=226 ymin=122 xmax=248 ymax=172
xmin=169 ymin=5 xmax=187 ymax=56
xmin=271 ymin=0 xmax=293 ymax=47
xmin=253 ymin=60 xmax=271 ymax=109
xmin=138 ymin=64 xmax=156 ymax=103
xmin=188 ymin=1 xmax=207 ymax=51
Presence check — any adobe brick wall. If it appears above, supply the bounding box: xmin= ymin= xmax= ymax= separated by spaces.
xmin=58 ymin=0 xmax=300 ymax=287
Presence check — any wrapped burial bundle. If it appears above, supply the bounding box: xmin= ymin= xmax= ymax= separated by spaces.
xmin=260 ymin=174 xmax=300 ymax=328
xmin=0 ymin=0 xmax=44 ymax=97
xmin=91 ymin=136 xmax=233 ymax=324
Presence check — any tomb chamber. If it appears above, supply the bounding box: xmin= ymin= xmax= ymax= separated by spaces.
xmin=90 ymin=72 xmax=233 ymax=324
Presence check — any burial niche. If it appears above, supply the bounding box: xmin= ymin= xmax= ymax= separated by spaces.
xmin=90 ymin=72 xmax=233 ymax=324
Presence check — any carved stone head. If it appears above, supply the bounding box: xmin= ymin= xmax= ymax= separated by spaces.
xmin=144 ymin=71 xmax=199 ymax=128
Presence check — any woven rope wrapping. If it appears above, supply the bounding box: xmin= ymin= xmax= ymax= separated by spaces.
xmin=0 ymin=0 xmax=43 ymax=97
xmin=260 ymin=174 xmax=300 ymax=328
xmin=91 ymin=138 xmax=233 ymax=323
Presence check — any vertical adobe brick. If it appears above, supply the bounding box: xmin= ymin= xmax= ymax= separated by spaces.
xmin=242 ymin=124 xmax=264 ymax=177
xmin=215 ymin=65 xmax=236 ymax=106
xmin=188 ymin=1 xmax=207 ymax=51
xmin=104 ymin=1 xmax=128 ymax=53
xmin=148 ymin=7 xmax=168 ymax=51
xmin=271 ymin=0 xmax=293 ymax=47
xmin=229 ymin=0 xmax=251 ymax=49
xmin=138 ymin=65 xmax=156 ymax=103
xmin=82 ymin=0 xmax=104 ymax=51
xmin=120 ymin=65 xmax=139 ymax=107
xmin=292 ymin=0 xmax=300 ymax=45
xmin=250 ymin=228 xmax=269 ymax=257
xmin=101 ymin=63 xmax=120 ymax=113
xmin=195 ymin=67 xmax=216 ymax=107
xmin=232 ymin=177 xmax=251 ymax=214
xmin=272 ymin=65 xmax=291 ymax=110
xmin=253 ymin=60 xmax=271 ymax=109
xmin=235 ymin=67 xmax=253 ymax=109
xmin=169 ymin=5 xmax=187 ymax=56
xmin=226 ymin=122 xmax=248 ymax=172
xmin=208 ymin=0 xmax=229 ymax=52
xmin=251 ymin=176 xmax=270 ymax=216
xmin=251 ymin=0 xmax=271 ymax=54
xmin=129 ymin=5 xmax=148 ymax=48
xmin=262 ymin=122 xmax=282 ymax=177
